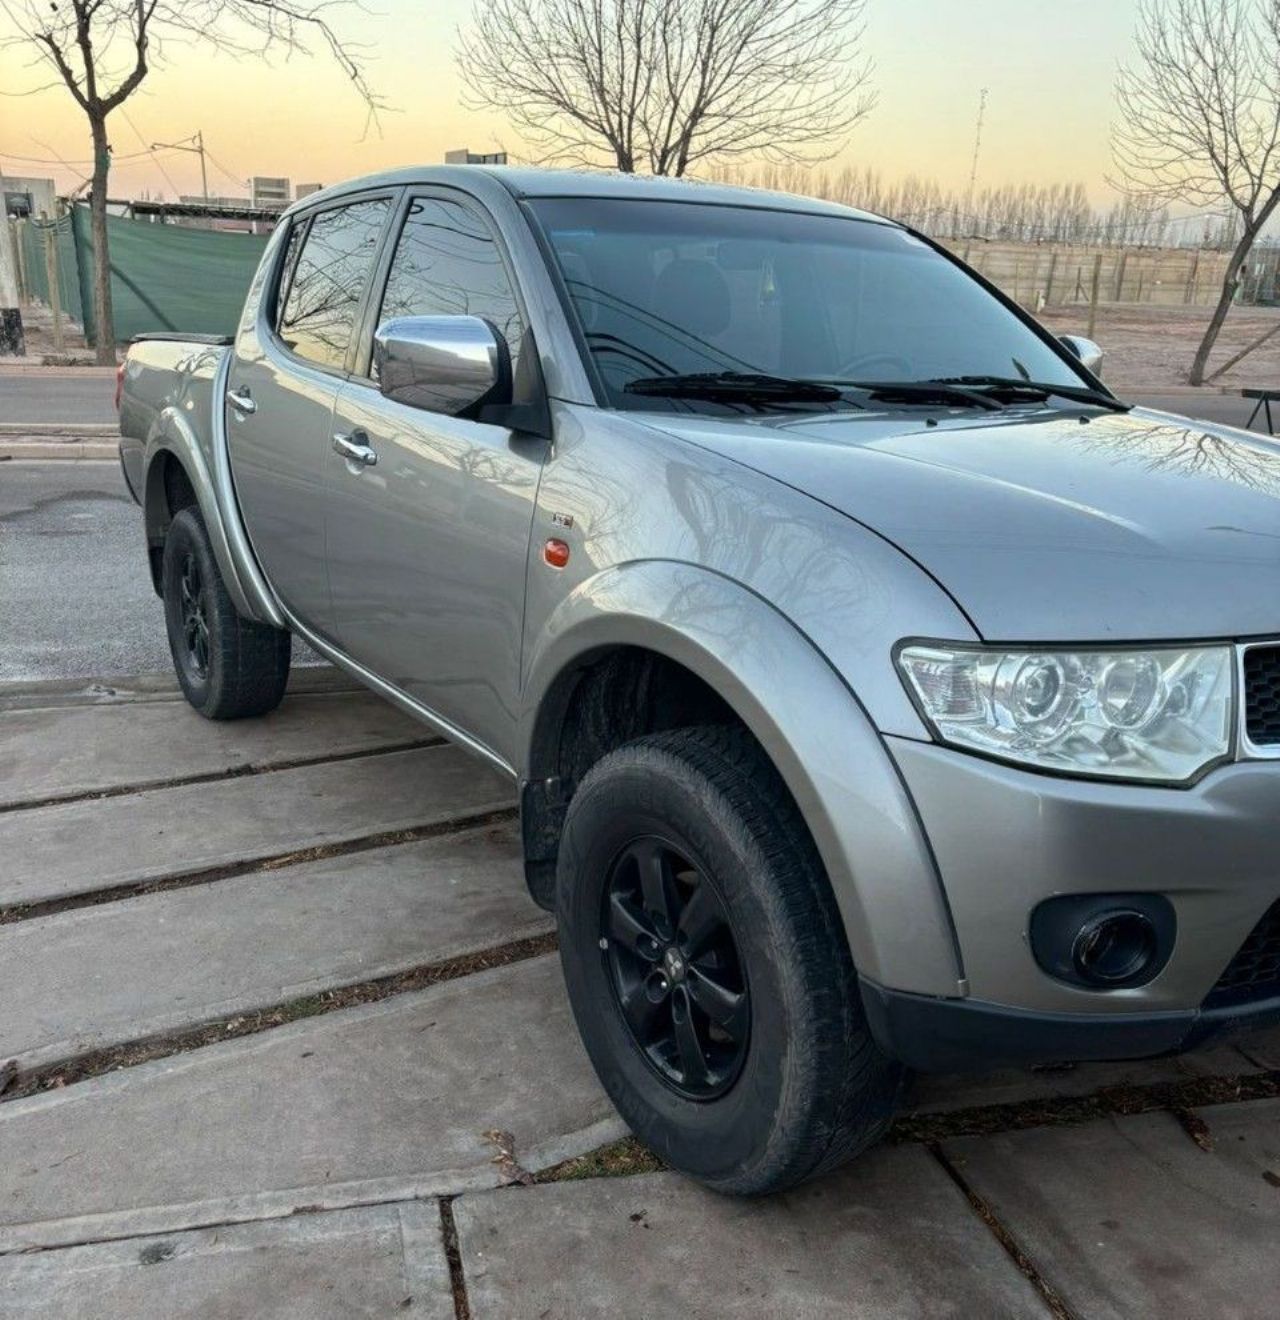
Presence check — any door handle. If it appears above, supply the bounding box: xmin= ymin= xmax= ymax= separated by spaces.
xmin=333 ymin=430 xmax=377 ymax=467
xmin=227 ymin=386 xmax=257 ymax=416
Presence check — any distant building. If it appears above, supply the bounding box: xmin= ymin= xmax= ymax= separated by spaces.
xmin=1 ymin=174 xmax=57 ymax=220
xmin=295 ymin=183 xmax=324 ymax=200
xmin=444 ymin=149 xmax=508 ymax=165
xmin=251 ymin=176 xmax=291 ymax=210
xmin=180 ymin=194 xmax=252 ymax=210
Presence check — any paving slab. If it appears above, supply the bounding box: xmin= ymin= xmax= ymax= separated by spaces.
xmin=0 ymin=664 xmax=356 ymax=714
xmin=0 ymin=690 xmax=431 ymax=808
xmin=0 ymin=955 xmax=623 ymax=1252
xmin=0 ymin=1202 xmax=452 ymax=1318
xmin=0 ymin=743 xmax=516 ymax=908
xmin=0 ymin=821 xmax=551 ymax=1070
xmin=942 ymin=1098 xmax=1280 ymax=1319
xmin=454 ymin=1150 xmax=1045 ymax=1319
xmin=1234 ymin=1024 xmax=1280 ymax=1068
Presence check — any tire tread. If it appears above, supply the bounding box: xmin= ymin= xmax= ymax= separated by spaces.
xmin=162 ymin=507 xmax=290 ymax=720
xmin=564 ymin=723 xmax=902 ymax=1194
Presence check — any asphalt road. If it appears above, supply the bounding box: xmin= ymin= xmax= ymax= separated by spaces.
xmin=0 ymin=461 xmax=318 ymax=684
xmin=1132 ymin=391 xmax=1257 ymax=429
xmin=0 ymin=370 xmax=1270 ymax=432
xmin=0 ymin=461 xmax=169 ymax=682
xmin=1 ymin=372 xmax=117 ymax=426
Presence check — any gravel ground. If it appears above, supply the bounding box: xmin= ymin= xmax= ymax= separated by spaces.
xmin=1040 ymin=302 xmax=1280 ymax=391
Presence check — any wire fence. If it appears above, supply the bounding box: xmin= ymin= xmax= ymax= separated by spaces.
xmin=942 ymin=238 xmax=1280 ymax=309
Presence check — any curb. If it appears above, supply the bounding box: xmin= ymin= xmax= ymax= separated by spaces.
xmin=0 ymin=364 xmax=114 ymax=376
xmin=0 ymin=423 xmax=119 ymax=436
xmin=0 ymin=441 xmax=118 ymax=461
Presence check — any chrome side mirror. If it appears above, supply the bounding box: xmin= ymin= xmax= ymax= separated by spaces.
xmin=1058 ymin=334 xmax=1104 ymax=376
xmin=373 ymin=315 xmax=511 ymax=416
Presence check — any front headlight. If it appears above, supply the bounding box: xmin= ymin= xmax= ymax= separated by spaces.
xmin=896 ymin=643 xmax=1234 ymax=783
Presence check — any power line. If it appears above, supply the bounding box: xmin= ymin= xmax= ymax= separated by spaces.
xmin=204 ymin=148 xmax=247 ymax=189
xmin=0 ymin=146 xmax=182 ymax=167
xmin=120 ymin=109 xmax=181 ymax=198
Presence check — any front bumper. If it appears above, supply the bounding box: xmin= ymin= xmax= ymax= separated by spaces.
xmin=860 ymin=976 xmax=1280 ymax=1073
xmin=881 ymin=736 xmax=1280 ymax=1056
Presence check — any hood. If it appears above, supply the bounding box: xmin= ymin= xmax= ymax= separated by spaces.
xmin=642 ymin=405 xmax=1280 ymax=642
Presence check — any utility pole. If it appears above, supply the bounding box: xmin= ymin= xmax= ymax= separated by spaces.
xmin=151 ymin=130 xmax=208 ymax=200
xmin=965 ymin=88 xmax=989 ymax=225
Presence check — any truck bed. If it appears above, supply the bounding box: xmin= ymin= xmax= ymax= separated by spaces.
xmin=118 ymin=337 xmax=232 ymax=504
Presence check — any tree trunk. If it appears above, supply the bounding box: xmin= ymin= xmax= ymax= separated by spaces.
xmin=88 ymin=114 xmax=116 ymax=365
xmin=1187 ymin=192 xmax=1280 ymax=386
xmin=1189 ymin=254 xmax=1246 ymax=385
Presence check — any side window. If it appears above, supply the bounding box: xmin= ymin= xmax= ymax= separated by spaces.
xmin=374 ymin=198 xmax=524 ymax=377
xmin=279 ymin=198 xmax=389 ymax=369
xmin=273 ymin=219 xmax=308 ymax=327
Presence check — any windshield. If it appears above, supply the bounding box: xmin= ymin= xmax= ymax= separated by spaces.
xmin=529 ymin=198 xmax=1087 ymax=413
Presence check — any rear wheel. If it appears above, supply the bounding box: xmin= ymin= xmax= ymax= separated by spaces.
xmin=556 ymin=725 xmax=904 ymax=1195
xmin=161 ymin=507 xmax=290 ymax=719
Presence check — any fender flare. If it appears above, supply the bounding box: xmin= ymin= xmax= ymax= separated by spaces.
xmin=521 ymin=560 xmax=964 ymax=998
xmin=141 ymin=351 xmax=285 ymax=629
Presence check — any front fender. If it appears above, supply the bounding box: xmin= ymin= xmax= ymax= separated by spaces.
xmin=521 ymin=560 xmax=964 ymax=998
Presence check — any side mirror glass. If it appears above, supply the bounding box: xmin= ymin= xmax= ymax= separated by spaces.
xmin=1058 ymin=334 xmax=1104 ymax=376
xmin=373 ymin=315 xmax=511 ymax=416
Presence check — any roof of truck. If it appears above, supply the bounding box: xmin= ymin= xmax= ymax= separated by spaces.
xmin=283 ymin=165 xmax=895 ymax=227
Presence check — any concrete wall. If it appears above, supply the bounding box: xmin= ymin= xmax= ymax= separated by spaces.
xmin=1 ymin=175 xmax=57 ymax=221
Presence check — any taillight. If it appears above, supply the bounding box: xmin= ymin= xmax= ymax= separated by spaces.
xmin=114 ymin=361 xmax=125 ymax=411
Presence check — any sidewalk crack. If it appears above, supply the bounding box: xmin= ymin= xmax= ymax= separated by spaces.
xmin=438 ymin=1197 xmax=472 ymax=1320
xmin=929 ymin=1143 xmax=1078 ymax=1320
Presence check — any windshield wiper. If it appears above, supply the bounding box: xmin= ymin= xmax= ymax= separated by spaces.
xmin=623 ymin=372 xmax=844 ymax=403
xmin=927 ymin=376 xmax=1131 ymax=413
xmin=837 ymin=380 xmax=1005 ymax=411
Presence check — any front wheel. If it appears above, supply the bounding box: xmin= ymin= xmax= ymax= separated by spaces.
xmin=161 ymin=507 xmax=291 ymax=719
xmin=556 ymin=726 xmax=903 ymax=1195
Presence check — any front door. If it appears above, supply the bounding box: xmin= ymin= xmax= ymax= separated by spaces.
xmin=227 ymin=195 xmax=392 ymax=634
xmin=325 ymin=192 xmax=545 ymax=762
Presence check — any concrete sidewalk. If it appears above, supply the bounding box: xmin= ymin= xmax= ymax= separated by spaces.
xmin=1 ymin=682 xmax=1277 ymax=1316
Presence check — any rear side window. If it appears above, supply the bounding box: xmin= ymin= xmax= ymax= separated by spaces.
xmin=278 ymin=198 xmax=389 ymax=369
xmin=273 ymin=221 xmax=307 ymax=326
xmin=373 ymin=197 xmax=524 ymax=377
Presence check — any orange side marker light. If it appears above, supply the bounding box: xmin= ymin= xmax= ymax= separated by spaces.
xmin=543 ymin=538 xmax=571 ymax=569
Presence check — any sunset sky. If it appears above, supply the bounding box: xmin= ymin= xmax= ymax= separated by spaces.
xmin=0 ymin=0 xmax=1141 ymax=203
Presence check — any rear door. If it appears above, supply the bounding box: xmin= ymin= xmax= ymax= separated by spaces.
xmin=324 ymin=190 xmax=545 ymax=762
xmin=226 ymin=194 xmax=394 ymax=633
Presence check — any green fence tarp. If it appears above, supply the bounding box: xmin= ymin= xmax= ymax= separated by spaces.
xmin=79 ymin=207 xmax=268 ymax=343
xmin=18 ymin=216 xmax=84 ymax=328
xmin=16 ymin=207 xmax=268 ymax=345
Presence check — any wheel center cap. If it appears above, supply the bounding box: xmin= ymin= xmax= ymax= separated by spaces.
xmin=663 ymin=948 xmax=685 ymax=982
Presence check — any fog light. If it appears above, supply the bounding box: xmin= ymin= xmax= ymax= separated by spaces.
xmin=1030 ymin=893 xmax=1174 ymax=990
xmin=1071 ymin=910 xmax=1158 ymax=985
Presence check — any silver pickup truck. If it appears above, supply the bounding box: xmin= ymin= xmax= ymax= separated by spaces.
xmin=120 ymin=166 xmax=1280 ymax=1195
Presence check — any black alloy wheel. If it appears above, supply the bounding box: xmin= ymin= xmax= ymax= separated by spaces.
xmin=178 ymin=551 xmax=211 ymax=680
xmin=161 ymin=506 xmax=291 ymax=720
xmin=556 ymin=726 xmax=905 ymax=1194
xmin=602 ymin=836 xmax=749 ymax=1100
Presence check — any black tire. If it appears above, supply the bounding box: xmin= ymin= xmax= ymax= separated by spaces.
xmin=161 ymin=506 xmax=291 ymax=720
xmin=556 ymin=725 xmax=904 ymax=1195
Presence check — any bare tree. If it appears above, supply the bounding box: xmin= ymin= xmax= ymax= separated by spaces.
xmin=1112 ymin=0 xmax=1280 ymax=384
xmin=456 ymin=0 xmax=874 ymax=177
xmin=0 ymin=0 xmax=377 ymax=364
